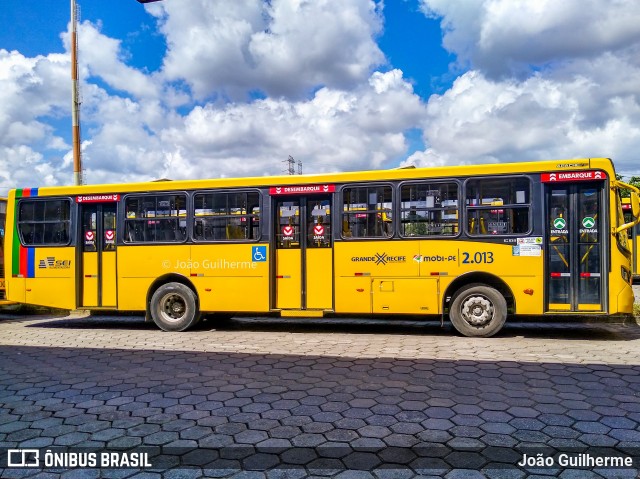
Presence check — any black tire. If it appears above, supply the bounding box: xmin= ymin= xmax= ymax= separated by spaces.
xmin=150 ymin=282 xmax=199 ymax=332
xmin=449 ymin=284 xmax=507 ymax=337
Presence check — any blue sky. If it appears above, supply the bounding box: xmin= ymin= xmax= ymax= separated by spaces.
xmin=0 ymin=0 xmax=639 ymax=193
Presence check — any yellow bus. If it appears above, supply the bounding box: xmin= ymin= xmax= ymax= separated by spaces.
xmin=4 ymin=158 xmax=640 ymax=336
xmin=622 ymin=197 xmax=639 ymax=281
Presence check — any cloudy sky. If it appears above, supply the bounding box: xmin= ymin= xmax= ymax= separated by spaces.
xmin=0 ymin=0 xmax=639 ymax=195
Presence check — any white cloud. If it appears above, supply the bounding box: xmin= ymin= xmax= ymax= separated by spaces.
xmin=151 ymin=0 xmax=385 ymax=99
xmin=152 ymin=69 xmax=425 ymax=179
xmin=5 ymin=0 xmax=639 ymax=193
xmin=80 ymin=68 xmax=425 ymax=183
xmin=65 ymin=22 xmax=162 ymax=100
xmin=0 ymin=49 xmax=70 ymax=192
xmin=408 ymin=0 xmax=640 ymax=176
xmin=421 ymin=0 xmax=640 ymax=78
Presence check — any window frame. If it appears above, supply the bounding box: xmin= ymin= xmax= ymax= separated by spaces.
xmin=340 ymin=183 xmax=395 ymax=240
xmin=191 ymin=189 xmax=262 ymax=243
xmin=464 ymin=175 xmax=533 ymax=237
xmin=398 ymin=180 xmax=461 ymax=239
xmin=123 ymin=192 xmax=189 ymax=244
xmin=17 ymin=198 xmax=73 ymax=247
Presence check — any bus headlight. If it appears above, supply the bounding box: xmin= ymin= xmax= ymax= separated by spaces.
xmin=621 ymin=266 xmax=631 ymax=283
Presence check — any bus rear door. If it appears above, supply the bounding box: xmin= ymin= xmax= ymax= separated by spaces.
xmin=80 ymin=202 xmax=118 ymax=308
xmin=273 ymin=193 xmax=333 ymax=311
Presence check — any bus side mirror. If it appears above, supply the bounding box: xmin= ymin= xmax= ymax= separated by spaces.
xmin=632 ymin=193 xmax=640 ymax=219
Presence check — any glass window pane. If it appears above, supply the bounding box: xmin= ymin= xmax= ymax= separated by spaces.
xmin=192 ymin=191 xmax=260 ymax=242
xmin=342 ymin=186 xmax=392 ymax=238
xmin=466 ymin=177 xmax=530 ymax=236
xmin=18 ymin=199 xmax=71 ymax=246
xmin=400 ymin=182 xmax=458 ymax=237
xmin=125 ymin=194 xmax=186 ymax=243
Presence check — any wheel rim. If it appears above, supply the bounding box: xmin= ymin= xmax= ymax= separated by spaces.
xmin=459 ymin=294 xmax=494 ymax=327
xmin=158 ymin=293 xmax=188 ymax=323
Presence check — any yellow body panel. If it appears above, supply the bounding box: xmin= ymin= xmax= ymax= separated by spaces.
xmin=334 ymin=240 xmax=544 ymax=316
xmin=548 ymin=303 xmax=572 ymax=311
xmin=116 ymin=245 xmax=191 ymax=310
xmin=281 ymin=309 xmax=324 ymax=317
xmin=24 ymin=247 xmax=76 ymax=310
xmin=194 ymin=277 xmax=267 ymax=312
xmin=116 ymin=244 xmax=270 ymax=312
xmin=102 ymin=251 xmax=117 ymax=307
xmin=26 ymin=278 xmax=75 ymax=310
xmin=191 ymin=244 xmax=269 ymax=312
xmin=372 ymin=278 xmax=439 ymax=314
xmin=82 ymin=252 xmax=99 ymax=306
xmin=117 ymin=277 xmax=155 ymax=310
xmin=7 ymin=277 xmax=25 ymax=303
xmin=276 ymin=249 xmax=302 ymax=309
xmin=578 ymin=304 xmax=601 ymax=311
xmin=305 ymin=248 xmax=333 ymax=309
xmin=334 ymin=277 xmax=372 ymax=313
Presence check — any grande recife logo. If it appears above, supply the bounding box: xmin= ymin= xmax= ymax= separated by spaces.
xmin=351 ymin=253 xmax=406 ymax=265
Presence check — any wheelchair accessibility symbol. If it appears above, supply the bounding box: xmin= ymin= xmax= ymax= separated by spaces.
xmin=252 ymin=246 xmax=267 ymax=262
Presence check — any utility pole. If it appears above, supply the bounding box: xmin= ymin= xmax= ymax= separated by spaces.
xmin=283 ymin=156 xmax=303 ymax=175
xmin=285 ymin=155 xmax=295 ymax=175
xmin=71 ymin=0 xmax=83 ymax=185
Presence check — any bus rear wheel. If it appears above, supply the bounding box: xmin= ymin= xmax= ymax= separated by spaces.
xmin=150 ymin=282 xmax=199 ymax=332
xmin=450 ymin=284 xmax=507 ymax=337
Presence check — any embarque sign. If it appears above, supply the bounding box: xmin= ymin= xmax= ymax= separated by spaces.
xmin=541 ymin=171 xmax=605 ymax=182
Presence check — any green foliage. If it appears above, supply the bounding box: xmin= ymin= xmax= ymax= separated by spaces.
xmin=616 ymin=174 xmax=640 ymax=198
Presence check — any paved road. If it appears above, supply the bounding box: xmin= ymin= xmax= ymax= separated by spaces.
xmin=0 ymin=313 xmax=639 ymax=478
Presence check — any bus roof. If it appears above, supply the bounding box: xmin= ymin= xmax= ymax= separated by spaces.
xmin=9 ymin=157 xmax=616 ymax=198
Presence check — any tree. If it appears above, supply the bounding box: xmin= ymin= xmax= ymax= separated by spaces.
xmin=616 ymin=174 xmax=640 ymax=197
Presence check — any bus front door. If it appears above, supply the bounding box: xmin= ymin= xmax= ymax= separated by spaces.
xmin=80 ymin=203 xmax=117 ymax=308
xmin=546 ymin=182 xmax=605 ymax=312
xmin=274 ymin=195 xmax=333 ymax=310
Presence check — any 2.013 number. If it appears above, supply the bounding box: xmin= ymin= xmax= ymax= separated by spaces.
xmin=462 ymin=251 xmax=494 ymax=264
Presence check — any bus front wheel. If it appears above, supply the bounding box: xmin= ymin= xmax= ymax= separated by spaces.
xmin=450 ymin=284 xmax=507 ymax=337
xmin=150 ymin=282 xmax=200 ymax=332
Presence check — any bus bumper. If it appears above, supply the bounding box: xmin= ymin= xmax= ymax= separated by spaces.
xmin=617 ymin=282 xmax=635 ymax=314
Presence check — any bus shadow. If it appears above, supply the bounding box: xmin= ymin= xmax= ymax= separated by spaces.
xmin=205 ymin=316 xmax=640 ymax=341
xmin=22 ymin=313 xmax=640 ymax=341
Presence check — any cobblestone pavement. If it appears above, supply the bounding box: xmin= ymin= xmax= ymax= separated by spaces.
xmin=0 ymin=313 xmax=640 ymax=478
